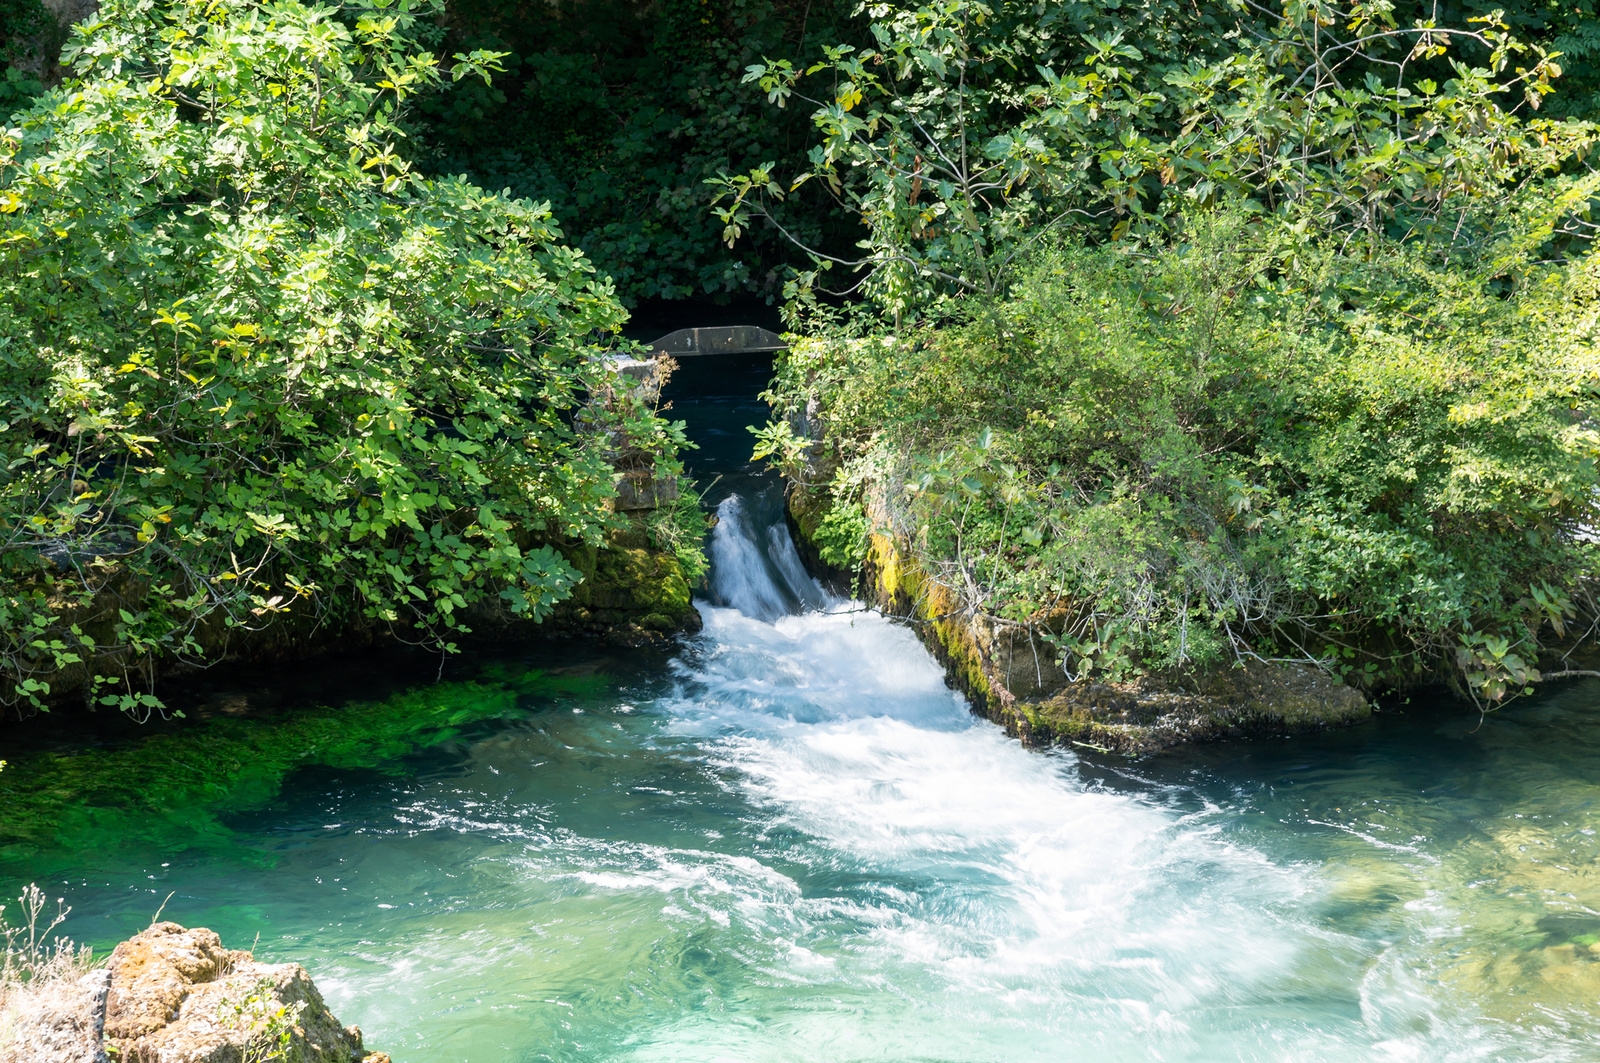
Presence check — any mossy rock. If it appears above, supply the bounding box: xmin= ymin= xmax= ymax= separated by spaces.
xmin=791 ymin=488 xmax=1369 ymax=756
xmin=539 ymin=540 xmax=700 ymax=642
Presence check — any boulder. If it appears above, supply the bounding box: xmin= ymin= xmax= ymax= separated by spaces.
xmin=0 ymin=923 xmax=390 ymax=1063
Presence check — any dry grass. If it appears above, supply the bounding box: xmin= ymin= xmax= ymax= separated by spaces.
xmin=0 ymin=885 xmax=97 ymax=999
xmin=0 ymin=885 xmax=102 ymax=1063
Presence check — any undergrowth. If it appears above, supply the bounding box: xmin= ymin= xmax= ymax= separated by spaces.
xmin=759 ymin=209 xmax=1600 ymax=708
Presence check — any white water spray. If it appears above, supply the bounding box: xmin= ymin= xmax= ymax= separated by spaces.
xmin=638 ymin=491 xmax=1560 ymax=1062
xmin=706 ymin=492 xmax=831 ymax=621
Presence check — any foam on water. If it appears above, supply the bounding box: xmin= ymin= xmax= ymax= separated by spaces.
xmin=628 ymin=500 xmax=1300 ymax=1059
xmin=24 ymin=488 xmax=1600 ymax=1061
xmin=627 ymin=491 xmax=1588 ymax=1061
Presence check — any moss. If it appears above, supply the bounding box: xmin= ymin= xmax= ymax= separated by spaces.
xmin=0 ymin=665 xmax=610 ymax=877
xmin=591 ymin=546 xmax=692 ymax=616
xmin=862 ymin=529 xmax=1024 ymax=739
xmin=540 ymin=539 xmax=700 ymax=641
xmin=808 ymin=495 xmax=1370 ymax=756
xmin=787 ymin=485 xmax=829 ymax=545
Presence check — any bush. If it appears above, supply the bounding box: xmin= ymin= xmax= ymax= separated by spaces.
xmin=763 ymin=209 xmax=1600 ymax=703
xmin=0 ymin=0 xmax=681 ymax=714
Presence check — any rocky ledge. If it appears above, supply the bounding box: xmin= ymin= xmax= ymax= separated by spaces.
xmin=1 ymin=922 xmax=388 ymax=1063
xmin=788 ymin=485 xmax=1370 ymax=756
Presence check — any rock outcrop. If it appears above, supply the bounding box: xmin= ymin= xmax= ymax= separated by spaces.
xmin=0 ymin=923 xmax=389 ymax=1063
xmin=789 ymin=482 xmax=1371 ymax=755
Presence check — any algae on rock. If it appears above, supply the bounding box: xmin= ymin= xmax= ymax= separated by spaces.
xmin=0 ymin=666 xmax=613 ymax=876
xmin=786 ymin=487 xmax=1370 ymax=756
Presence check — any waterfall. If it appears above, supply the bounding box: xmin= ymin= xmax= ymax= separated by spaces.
xmin=706 ymin=490 xmax=831 ymax=621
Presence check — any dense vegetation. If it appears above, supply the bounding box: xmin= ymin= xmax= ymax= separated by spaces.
xmin=0 ymin=0 xmax=690 ymax=716
xmin=745 ymin=0 xmax=1600 ymax=706
xmin=410 ymin=0 xmax=1600 ymax=313
xmin=765 ymin=216 xmax=1600 ymax=703
xmin=2 ymin=0 xmax=1598 ymax=712
xmin=411 ymin=0 xmax=868 ymax=304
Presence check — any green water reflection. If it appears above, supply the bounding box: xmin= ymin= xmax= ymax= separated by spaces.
xmin=3 ymin=633 xmax=1600 ymax=1061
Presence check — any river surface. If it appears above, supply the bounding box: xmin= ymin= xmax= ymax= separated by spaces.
xmin=5 ymin=370 xmax=1600 ymax=1061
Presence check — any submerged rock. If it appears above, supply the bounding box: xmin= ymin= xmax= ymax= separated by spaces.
xmin=0 ymin=923 xmax=389 ymax=1063
xmin=1021 ymin=660 xmax=1370 ymax=754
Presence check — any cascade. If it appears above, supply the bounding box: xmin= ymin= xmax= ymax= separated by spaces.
xmin=705 ymin=490 xmax=831 ymax=621
xmin=6 ymin=486 xmax=1600 ymax=1061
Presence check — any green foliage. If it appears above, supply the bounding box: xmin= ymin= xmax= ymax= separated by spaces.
xmin=1488 ymin=0 xmax=1600 ymax=120
xmin=0 ymin=67 xmax=43 ymax=114
xmin=764 ymin=209 xmax=1600 ymax=702
xmin=0 ymin=0 xmax=681 ymax=714
xmin=813 ymin=489 xmax=869 ymax=570
xmin=734 ymin=0 xmax=1600 ymax=707
xmin=645 ymin=477 xmax=713 ymax=585
xmin=216 ymin=980 xmax=306 ymax=1063
xmin=0 ymin=0 xmax=50 ymax=69
xmin=715 ymin=0 xmax=1599 ymax=317
xmin=414 ymin=0 xmax=867 ymax=304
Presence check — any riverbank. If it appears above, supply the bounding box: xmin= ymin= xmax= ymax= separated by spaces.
xmin=6 ymin=503 xmax=1600 ymax=1059
xmin=786 ymin=481 xmax=1371 ymax=755
xmin=0 ymin=530 xmax=700 ymax=725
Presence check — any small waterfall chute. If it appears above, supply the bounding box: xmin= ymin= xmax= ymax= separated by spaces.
xmin=707 ymin=491 xmax=831 ymax=621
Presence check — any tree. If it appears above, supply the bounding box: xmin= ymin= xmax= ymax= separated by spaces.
xmin=0 ymin=0 xmax=672 ymax=715
xmin=712 ymin=0 xmax=1597 ymax=319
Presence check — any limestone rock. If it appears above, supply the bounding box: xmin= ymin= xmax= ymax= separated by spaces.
xmin=1027 ymin=660 xmax=1372 ymax=754
xmin=104 ymin=923 xmax=248 ymax=1041
xmin=3 ymin=922 xmax=388 ymax=1063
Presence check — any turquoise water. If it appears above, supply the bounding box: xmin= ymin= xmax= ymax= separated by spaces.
xmin=5 ymin=488 xmax=1600 ymax=1061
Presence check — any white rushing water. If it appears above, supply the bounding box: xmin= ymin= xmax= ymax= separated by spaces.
xmin=43 ymin=489 xmax=1600 ymax=1062
xmin=615 ymin=492 xmax=1541 ymax=1063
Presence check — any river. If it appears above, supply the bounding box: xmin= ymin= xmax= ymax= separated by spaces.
xmin=3 ymin=362 xmax=1600 ymax=1061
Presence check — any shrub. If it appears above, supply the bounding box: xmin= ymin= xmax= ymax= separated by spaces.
xmin=763 ymin=209 xmax=1600 ymax=703
xmin=0 ymin=0 xmax=679 ymax=715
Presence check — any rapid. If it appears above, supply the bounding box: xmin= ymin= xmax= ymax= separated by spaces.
xmin=5 ymin=359 xmax=1600 ymax=1061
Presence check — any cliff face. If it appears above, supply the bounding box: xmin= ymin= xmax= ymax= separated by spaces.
xmin=789 ymin=484 xmax=1370 ymax=756
xmin=1 ymin=923 xmax=388 ymax=1063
